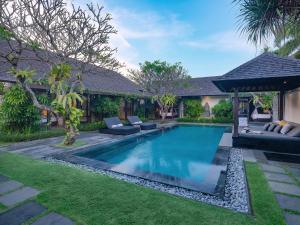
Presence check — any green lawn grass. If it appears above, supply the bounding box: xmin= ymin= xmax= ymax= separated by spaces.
xmin=0 ymin=153 xmax=286 ymax=225
xmin=0 ymin=203 xmax=6 ymax=213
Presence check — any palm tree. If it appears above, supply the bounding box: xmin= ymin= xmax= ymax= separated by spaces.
xmin=235 ymin=0 xmax=300 ymax=53
xmin=274 ymin=22 xmax=300 ymax=58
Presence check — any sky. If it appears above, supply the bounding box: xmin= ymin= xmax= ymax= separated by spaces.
xmin=75 ymin=0 xmax=267 ymax=77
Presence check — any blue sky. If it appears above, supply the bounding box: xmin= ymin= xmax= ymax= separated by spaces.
xmin=76 ymin=0 xmax=267 ymax=77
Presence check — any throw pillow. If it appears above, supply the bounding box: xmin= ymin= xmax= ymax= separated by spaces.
xmin=280 ymin=124 xmax=293 ymax=134
xmin=278 ymin=120 xmax=288 ymax=126
xmin=263 ymin=123 xmax=271 ymax=131
xmin=273 ymin=125 xmax=282 ymax=133
xmin=268 ymin=123 xmax=276 ymax=132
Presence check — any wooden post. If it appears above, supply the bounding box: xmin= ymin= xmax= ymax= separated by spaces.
xmin=233 ymin=88 xmax=239 ymax=137
xmin=124 ymin=100 xmax=128 ymax=119
xmin=279 ymin=90 xmax=284 ymax=120
xmin=87 ymin=94 xmax=91 ymax=122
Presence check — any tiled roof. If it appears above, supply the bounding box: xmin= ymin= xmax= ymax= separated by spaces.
xmin=216 ymin=53 xmax=300 ymax=80
xmin=0 ymin=41 xmax=143 ymax=96
xmin=213 ymin=53 xmax=300 ymax=92
xmin=173 ymin=76 xmax=228 ymax=97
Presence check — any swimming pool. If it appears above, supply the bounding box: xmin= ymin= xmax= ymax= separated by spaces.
xmin=74 ymin=125 xmax=229 ymax=196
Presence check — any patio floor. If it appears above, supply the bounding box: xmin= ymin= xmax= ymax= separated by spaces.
xmin=0 ymin=123 xmax=176 ymax=159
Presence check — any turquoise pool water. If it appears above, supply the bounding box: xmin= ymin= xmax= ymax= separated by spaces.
xmin=80 ymin=125 xmax=226 ymax=190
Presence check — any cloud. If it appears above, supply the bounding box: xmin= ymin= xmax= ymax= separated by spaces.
xmin=91 ymin=3 xmax=192 ymax=74
xmin=111 ymin=8 xmax=191 ymax=40
xmin=182 ymin=30 xmax=271 ymax=54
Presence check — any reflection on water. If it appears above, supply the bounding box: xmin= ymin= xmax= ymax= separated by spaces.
xmin=85 ymin=126 xmax=225 ymax=184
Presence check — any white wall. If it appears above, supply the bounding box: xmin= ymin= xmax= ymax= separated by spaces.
xmin=284 ymin=87 xmax=300 ymax=123
xmin=201 ymin=96 xmax=228 ymax=114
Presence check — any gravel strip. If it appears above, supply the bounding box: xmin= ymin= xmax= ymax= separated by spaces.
xmin=45 ymin=148 xmax=249 ymax=213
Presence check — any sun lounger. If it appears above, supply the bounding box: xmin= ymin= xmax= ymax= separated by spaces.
xmin=127 ymin=116 xmax=157 ymax=130
xmin=100 ymin=117 xmax=140 ymax=135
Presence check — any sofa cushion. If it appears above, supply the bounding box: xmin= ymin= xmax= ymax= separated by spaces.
xmin=287 ymin=126 xmax=300 ymax=137
xmin=281 ymin=124 xmax=293 ymax=134
xmin=263 ymin=123 xmax=271 ymax=131
xmin=273 ymin=125 xmax=282 ymax=133
xmin=268 ymin=123 xmax=276 ymax=131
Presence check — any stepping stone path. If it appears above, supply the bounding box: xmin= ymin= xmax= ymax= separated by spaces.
xmin=276 ymin=194 xmax=300 ymax=212
xmin=261 ymin=164 xmax=300 ymax=225
xmin=0 ymin=174 xmax=75 ymax=225
xmin=264 ymin=172 xmax=294 ymax=183
xmin=268 ymin=181 xmax=300 ymax=196
xmin=0 ymin=187 xmax=40 ymax=207
xmin=0 ymin=201 xmax=46 ymax=225
xmin=0 ymin=180 xmax=23 ymax=195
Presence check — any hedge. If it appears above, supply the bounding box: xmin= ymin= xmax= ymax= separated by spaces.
xmin=77 ymin=121 xmax=106 ymax=131
xmin=177 ymin=117 xmax=233 ymax=124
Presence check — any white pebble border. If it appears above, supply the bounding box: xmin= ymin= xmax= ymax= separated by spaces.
xmin=46 ymin=148 xmax=249 ymax=213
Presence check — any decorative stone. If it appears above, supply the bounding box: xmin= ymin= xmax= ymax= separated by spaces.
xmin=276 ymin=194 xmax=300 ymax=211
xmin=268 ymin=181 xmax=300 ymax=196
xmin=0 ymin=187 xmax=40 ymax=207
xmin=264 ymin=172 xmax=294 ymax=183
xmin=31 ymin=212 xmax=75 ymax=225
xmin=284 ymin=213 xmax=300 ymax=225
xmin=261 ymin=164 xmax=286 ymax=174
xmin=0 ymin=180 xmax=23 ymax=194
xmin=0 ymin=201 xmax=46 ymax=225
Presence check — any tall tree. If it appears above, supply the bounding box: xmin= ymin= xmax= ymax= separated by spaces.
xmin=0 ymin=0 xmax=119 ymax=144
xmin=236 ymin=0 xmax=300 ymax=42
xmin=129 ymin=60 xmax=190 ymax=120
xmin=274 ymin=21 xmax=300 ymax=58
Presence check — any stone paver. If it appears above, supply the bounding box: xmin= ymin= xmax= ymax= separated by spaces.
xmin=285 ymin=213 xmax=300 ymax=225
xmin=261 ymin=164 xmax=286 ymax=174
xmin=288 ymin=167 xmax=300 ymax=180
xmin=0 ymin=201 xmax=46 ymax=225
xmin=264 ymin=172 xmax=294 ymax=183
xmin=0 ymin=175 xmax=9 ymax=183
xmin=0 ymin=187 xmax=40 ymax=207
xmin=276 ymin=194 xmax=300 ymax=211
xmin=31 ymin=212 xmax=75 ymax=225
xmin=0 ymin=180 xmax=23 ymax=194
xmin=219 ymin=133 xmax=232 ymax=147
xmin=268 ymin=181 xmax=300 ymax=196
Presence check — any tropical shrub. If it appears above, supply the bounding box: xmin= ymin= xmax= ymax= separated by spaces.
xmin=0 ymin=85 xmax=40 ymax=133
xmin=177 ymin=117 xmax=233 ymax=124
xmin=91 ymin=96 xmax=120 ymax=119
xmin=78 ymin=121 xmax=105 ymax=131
xmin=184 ymin=99 xmax=204 ymax=118
xmin=252 ymin=92 xmax=276 ymax=111
xmin=212 ymin=100 xmax=233 ymax=119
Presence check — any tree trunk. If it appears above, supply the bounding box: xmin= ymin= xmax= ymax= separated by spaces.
xmin=64 ymin=125 xmax=76 ymax=145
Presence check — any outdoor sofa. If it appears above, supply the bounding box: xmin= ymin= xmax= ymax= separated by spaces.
xmin=100 ymin=117 xmax=140 ymax=135
xmin=127 ymin=116 xmax=157 ymax=130
xmin=233 ymin=122 xmax=300 ymax=154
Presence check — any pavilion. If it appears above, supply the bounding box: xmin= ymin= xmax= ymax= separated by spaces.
xmin=213 ymin=52 xmax=300 ymax=145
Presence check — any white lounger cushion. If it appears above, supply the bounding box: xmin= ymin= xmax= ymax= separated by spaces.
xmin=112 ymin=124 xmax=123 ymax=128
